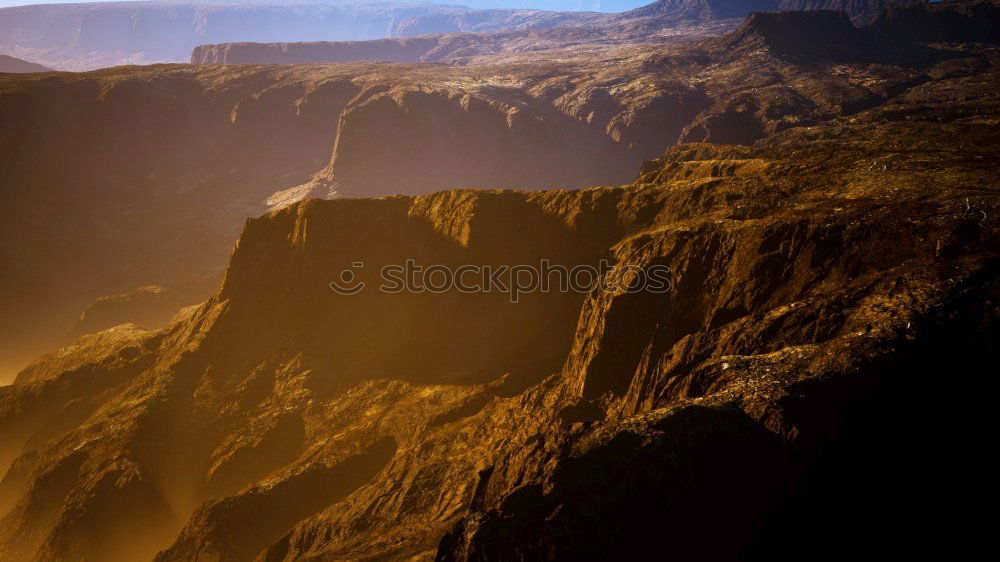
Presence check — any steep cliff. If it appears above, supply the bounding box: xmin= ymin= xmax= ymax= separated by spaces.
xmin=1 ymin=45 xmax=997 ymax=560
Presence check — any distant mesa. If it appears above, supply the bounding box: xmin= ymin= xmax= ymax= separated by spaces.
xmin=191 ymin=37 xmax=442 ymax=65
xmin=0 ymin=54 xmax=50 ymax=73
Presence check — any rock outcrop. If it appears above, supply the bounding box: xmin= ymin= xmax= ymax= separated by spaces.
xmin=1 ymin=42 xmax=998 ymax=560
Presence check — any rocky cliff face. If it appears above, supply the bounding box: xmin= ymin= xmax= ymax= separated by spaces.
xmin=1 ymin=40 xmax=998 ymax=560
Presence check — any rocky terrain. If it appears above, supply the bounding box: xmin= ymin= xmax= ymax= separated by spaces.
xmin=3 ymin=2 xmax=962 ymax=381
xmin=1 ymin=2 xmax=998 ymax=559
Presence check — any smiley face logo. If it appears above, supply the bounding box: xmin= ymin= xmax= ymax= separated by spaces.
xmin=329 ymin=262 xmax=366 ymax=295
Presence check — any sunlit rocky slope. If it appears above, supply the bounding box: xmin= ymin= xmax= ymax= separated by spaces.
xmin=1 ymin=7 xmax=998 ymax=558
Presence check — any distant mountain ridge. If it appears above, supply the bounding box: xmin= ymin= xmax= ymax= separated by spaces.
xmin=0 ymin=53 xmax=50 ymax=72
xmin=623 ymin=0 xmax=780 ymax=21
xmin=1 ymin=0 xmax=927 ymax=70
xmin=624 ymin=0 xmax=925 ymax=24
xmin=192 ymin=0 xmax=929 ymax=65
xmin=0 ymin=1 xmax=608 ymax=70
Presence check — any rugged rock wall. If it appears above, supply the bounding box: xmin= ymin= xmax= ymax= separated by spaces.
xmin=1 ymin=51 xmax=998 ymax=560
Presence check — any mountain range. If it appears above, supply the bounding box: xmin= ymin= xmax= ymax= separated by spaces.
xmin=2 ymin=0 xmax=927 ymax=70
